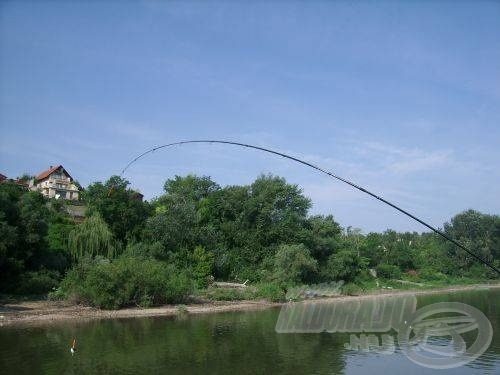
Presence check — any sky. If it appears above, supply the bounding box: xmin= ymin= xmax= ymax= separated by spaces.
xmin=1 ymin=1 xmax=499 ymax=233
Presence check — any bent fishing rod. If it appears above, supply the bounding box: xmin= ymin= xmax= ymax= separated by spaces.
xmin=120 ymin=140 xmax=500 ymax=275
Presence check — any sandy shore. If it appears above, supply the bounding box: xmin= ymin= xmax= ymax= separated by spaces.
xmin=1 ymin=283 xmax=498 ymax=327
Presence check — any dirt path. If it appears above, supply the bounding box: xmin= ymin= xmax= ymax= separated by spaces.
xmin=1 ymin=283 xmax=498 ymax=327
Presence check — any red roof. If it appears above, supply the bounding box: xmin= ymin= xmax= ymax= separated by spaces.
xmin=36 ymin=165 xmax=73 ymax=181
xmin=0 ymin=173 xmax=7 ymax=182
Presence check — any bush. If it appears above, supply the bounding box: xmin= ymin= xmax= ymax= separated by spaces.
xmin=191 ymin=246 xmax=214 ymax=288
xmin=376 ymin=264 xmax=402 ymax=280
xmin=406 ymin=269 xmax=419 ymax=278
xmin=203 ymin=287 xmax=250 ymax=301
xmin=16 ymin=269 xmax=60 ymax=295
xmin=122 ymin=241 xmax=166 ymax=260
xmin=417 ymin=268 xmax=449 ymax=283
xmin=323 ymin=250 xmax=368 ymax=282
xmin=272 ymin=244 xmax=318 ymax=286
xmin=164 ymin=268 xmax=192 ymax=304
xmin=342 ymin=283 xmax=362 ymax=296
xmin=255 ymin=282 xmax=285 ymax=302
xmin=59 ymin=257 xmax=193 ymax=309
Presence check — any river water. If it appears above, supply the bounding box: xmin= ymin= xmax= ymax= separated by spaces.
xmin=1 ymin=288 xmax=499 ymax=374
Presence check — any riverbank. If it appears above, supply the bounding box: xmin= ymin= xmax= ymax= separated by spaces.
xmin=1 ymin=283 xmax=499 ymax=327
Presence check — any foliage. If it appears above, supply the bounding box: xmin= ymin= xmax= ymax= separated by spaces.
xmin=3 ymin=173 xmax=499 ymax=303
xmin=272 ymin=244 xmax=317 ymax=285
xmin=191 ymin=246 xmax=214 ymax=288
xmin=202 ymin=287 xmax=251 ymax=301
xmin=255 ymin=282 xmax=286 ymax=302
xmin=376 ymin=264 xmax=402 ymax=279
xmin=342 ymin=283 xmax=363 ymax=296
xmin=122 ymin=241 xmax=167 ymax=261
xmin=323 ymin=250 xmax=368 ymax=282
xmin=444 ymin=209 xmax=500 ymax=272
xmin=59 ymin=256 xmax=192 ymax=309
xmin=0 ymin=183 xmax=69 ymax=293
xmin=68 ymin=214 xmax=116 ymax=260
xmin=16 ymin=269 xmax=60 ymax=295
xmin=302 ymin=215 xmax=342 ymax=264
xmin=84 ymin=176 xmax=150 ymax=243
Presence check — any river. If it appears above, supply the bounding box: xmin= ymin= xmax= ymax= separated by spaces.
xmin=1 ymin=288 xmax=499 ymax=374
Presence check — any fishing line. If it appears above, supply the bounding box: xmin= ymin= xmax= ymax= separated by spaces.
xmin=119 ymin=140 xmax=500 ymax=275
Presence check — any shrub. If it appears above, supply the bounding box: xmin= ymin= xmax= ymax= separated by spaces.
xmin=405 ymin=269 xmax=420 ymax=281
xmin=323 ymin=250 xmax=368 ymax=282
xmin=164 ymin=268 xmax=193 ymax=304
xmin=418 ymin=268 xmax=446 ymax=281
xmin=191 ymin=246 xmax=214 ymax=288
xmin=255 ymin=282 xmax=285 ymax=302
xmin=342 ymin=283 xmax=362 ymax=296
xmin=16 ymin=269 xmax=60 ymax=295
xmin=203 ymin=287 xmax=249 ymax=301
xmin=272 ymin=244 xmax=318 ymax=286
xmin=122 ymin=241 xmax=166 ymax=260
xmin=376 ymin=264 xmax=402 ymax=280
xmin=59 ymin=257 xmax=192 ymax=309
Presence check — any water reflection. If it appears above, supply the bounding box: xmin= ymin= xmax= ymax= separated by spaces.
xmin=0 ymin=289 xmax=498 ymax=374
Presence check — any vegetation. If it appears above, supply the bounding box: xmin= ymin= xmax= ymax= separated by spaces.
xmin=56 ymin=256 xmax=191 ymax=309
xmin=68 ymin=214 xmax=115 ymax=259
xmin=1 ymin=174 xmax=498 ymax=308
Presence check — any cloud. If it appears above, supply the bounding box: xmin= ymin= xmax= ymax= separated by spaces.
xmin=387 ymin=150 xmax=451 ymax=173
xmin=357 ymin=141 xmax=452 ymax=174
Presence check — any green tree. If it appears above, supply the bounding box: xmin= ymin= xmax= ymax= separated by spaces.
xmin=444 ymin=209 xmax=499 ymax=273
xmin=191 ymin=246 xmax=214 ymax=288
xmin=0 ymin=183 xmax=60 ymax=293
xmin=272 ymin=244 xmax=318 ymax=285
xmin=163 ymin=174 xmax=220 ymax=202
xmin=85 ymin=176 xmax=150 ymax=244
xmin=323 ymin=249 xmax=368 ymax=282
xmin=302 ymin=215 xmax=342 ymax=264
xmin=68 ymin=214 xmax=116 ymax=260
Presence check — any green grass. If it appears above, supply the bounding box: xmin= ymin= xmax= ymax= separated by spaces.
xmin=195 ymin=282 xmax=285 ymax=302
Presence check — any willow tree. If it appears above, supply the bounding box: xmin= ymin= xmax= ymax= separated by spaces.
xmin=68 ymin=214 xmax=115 ymax=259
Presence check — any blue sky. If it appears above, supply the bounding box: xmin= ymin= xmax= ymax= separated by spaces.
xmin=1 ymin=1 xmax=499 ymax=233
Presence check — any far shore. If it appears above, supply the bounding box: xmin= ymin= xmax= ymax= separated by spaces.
xmin=1 ymin=283 xmax=499 ymax=327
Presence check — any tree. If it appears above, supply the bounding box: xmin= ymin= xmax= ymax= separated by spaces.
xmin=191 ymin=246 xmax=214 ymax=288
xmin=145 ymin=198 xmax=199 ymax=251
xmin=302 ymin=215 xmax=342 ymax=264
xmin=84 ymin=176 xmax=150 ymax=243
xmin=245 ymin=175 xmax=311 ymax=248
xmin=444 ymin=209 xmax=499 ymax=272
xmin=163 ymin=174 xmax=220 ymax=202
xmin=68 ymin=214 xmax=116 ymax=259
xmin=323 ymin=249 xmax=368 ymax=282
xmin=272 ymin=244 xmax=318 ymax=285
xmin=0 ymin=183 xmax=60 ymax=293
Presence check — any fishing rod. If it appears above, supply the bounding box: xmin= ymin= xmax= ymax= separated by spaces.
xmin=120 ymin=140 xmax=500 ymax=275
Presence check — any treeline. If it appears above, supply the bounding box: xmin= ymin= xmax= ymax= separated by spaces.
xmin=0 ymin=174 xmax=498 ymax=308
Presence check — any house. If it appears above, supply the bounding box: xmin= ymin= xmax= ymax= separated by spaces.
xmin=30 ymin=165 xmax=80 ymax=200
xmin=130 ymin=190 xmax=144 ymax=201
xmin=0 ymin=173 xmax=29 ymax=189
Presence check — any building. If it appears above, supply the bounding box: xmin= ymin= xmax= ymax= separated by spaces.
xmin=30 ymin=165 xmax=80 ymax=200
xmin=130 ymin=190 xmax=144 ymax=201
xmin=0 ymin=173 xmax=29 ymax=189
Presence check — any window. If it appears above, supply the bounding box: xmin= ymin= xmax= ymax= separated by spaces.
xmin=55 ymin=190 xmax=67 ymax=199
